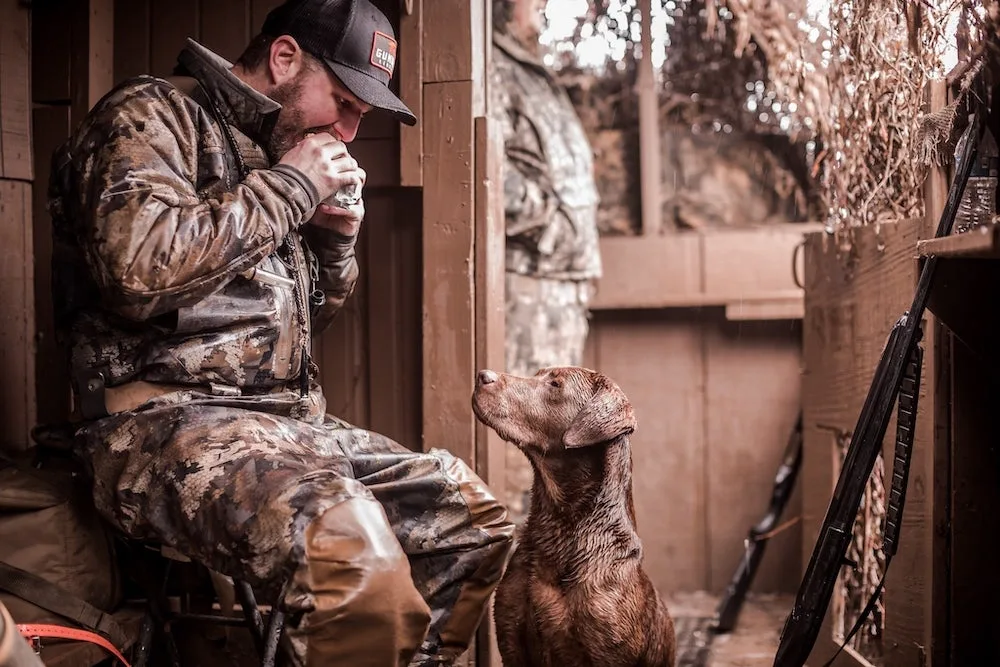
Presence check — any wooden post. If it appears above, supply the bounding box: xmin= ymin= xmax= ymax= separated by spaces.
xmin=636 ymin=0 xmax=661 ymax=235
xmin=0 ymin=0 xmax=37 ymax=450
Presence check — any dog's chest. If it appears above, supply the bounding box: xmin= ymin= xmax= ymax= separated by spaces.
xmin=525 ymin=578 xmax=645 ymax=665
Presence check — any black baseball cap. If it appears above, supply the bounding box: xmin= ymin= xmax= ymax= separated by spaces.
xmin=262 ymin=0 xmax=417 ymax=126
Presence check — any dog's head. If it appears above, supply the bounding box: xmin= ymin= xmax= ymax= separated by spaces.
xmin=471 ymin=366 xmax=636 ymax=454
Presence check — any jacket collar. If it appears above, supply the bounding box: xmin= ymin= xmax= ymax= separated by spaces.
xmin=175 ymin=38 xmax=281 ymax=146
xmin=493 ymin=31 xmax=556 ymax=84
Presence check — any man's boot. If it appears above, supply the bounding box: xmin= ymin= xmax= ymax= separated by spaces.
xmin=284 ymin=497 xmax=432 ymax=666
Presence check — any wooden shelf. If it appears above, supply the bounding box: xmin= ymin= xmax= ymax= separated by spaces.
xmin=916 ymin=224 xmax=1000 ymax=258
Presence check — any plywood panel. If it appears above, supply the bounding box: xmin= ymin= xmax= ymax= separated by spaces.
xmin=317 ymin=229 xmax=371 ymax=430
xmin=705 ymin=317 xmax=803 ymax=594
xmin=200 ymin=0 xmax=250 ymax=64
xmin=32 ymin=106 xmax=73 ymax=425
xmin=249 ymin=0 xmax=284 ymax=33
xmin=114 ymin=0 xmax=151 ymax=84
xmin=588 ymin=310 xmax=708 ymax=593
xmin=591 ymin=235 xmax=702 ymax=310
xmin=0 ymin=181 xmax=35 ymax=450
xmin=366 ymin=191 xmax=423 ymax=448
xmin=421 ymin=80 xmax=476 ymax=461
xmin=72 ymin=0 xmax=115 ymax=128
xmin=31 ymin=2 xmax=72 ymax=103
xmin=150 ymin=0 xmax=199 ymax=78
xmin=0 ymin=0 xmax=32 ymax=180
xmin=801 ymin=219 xmax=932 ymax=666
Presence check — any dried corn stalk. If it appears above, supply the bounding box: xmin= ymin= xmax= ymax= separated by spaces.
xmin=831 ymin=447 xmax=886 ymax=666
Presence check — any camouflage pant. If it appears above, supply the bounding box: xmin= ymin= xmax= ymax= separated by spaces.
xmin=503 ymin=272 xmax=593 ymax=525
xmin=74 ymin=389 xmax=514 ymax=666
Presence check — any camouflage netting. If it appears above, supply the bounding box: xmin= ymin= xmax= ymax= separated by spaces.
xmin=543 ymin=0 xmax=1000 ymax=234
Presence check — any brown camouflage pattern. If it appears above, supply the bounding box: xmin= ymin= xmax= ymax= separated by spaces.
xmin=50 ymin=39 xmax=514 ymax=666
xmin=489 ymin=31 xmax=602 ymax=282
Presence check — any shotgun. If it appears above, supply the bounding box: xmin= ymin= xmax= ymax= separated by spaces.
xmin=713 ymin=412 xmax=803 ymax=633
xmin=771 ymin=101 xmax=985 ymax=667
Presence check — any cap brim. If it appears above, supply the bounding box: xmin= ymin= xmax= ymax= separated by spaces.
xmin=325 ymin=61 xmax=417 ymax=127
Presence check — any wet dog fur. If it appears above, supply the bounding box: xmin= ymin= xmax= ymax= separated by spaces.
xmin=472 ymin=366 xmax=676 ymax=667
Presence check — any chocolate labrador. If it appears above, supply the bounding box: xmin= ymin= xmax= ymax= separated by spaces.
xmin=472 ymin=366 xmax=676 ymax=667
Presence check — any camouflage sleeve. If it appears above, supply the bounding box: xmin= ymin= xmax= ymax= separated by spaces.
xmin=75 ymin=80 xmax=318 ymax=321
xmin=490 ymin=55 xmax=559 ymax=236
xmin=300 ymin=225 xmax=360 ymax=335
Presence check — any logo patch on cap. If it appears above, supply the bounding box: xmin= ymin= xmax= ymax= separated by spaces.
xmin=370 ymin=31 xmax=397 ymax=76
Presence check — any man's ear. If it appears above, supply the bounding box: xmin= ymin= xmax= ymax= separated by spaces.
xmin=562 ymin=377 xmax=637 ymax=448
xmin=268 ymin=35 xmax=305 ymax=84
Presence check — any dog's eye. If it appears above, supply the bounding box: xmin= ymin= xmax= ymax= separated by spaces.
xmin=549 ymin=380 xmax=562 ymax=389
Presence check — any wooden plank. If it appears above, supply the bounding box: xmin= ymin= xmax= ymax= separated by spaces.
xmin=801 ymin=219 xmax=931 ymax=666
xmin=72 ymin=0 xmax=115 ymax=128
xmin=150 ymin=0 xmax=199 ymax=78
xmin=31 ymin=1 xmax=72 ymax=102
xmin=473 ymin=115 xmax=506 ymax=486
xmin=724 ymin=296 xmax=804 ymax=321
xmin=399 ymin=0 xmax=423 ymax=186
xmin=591 ymin=235 xmax=702 ymax=310
xmin=113 ymin=0 xmax=151 ymax=84
xmin=0 ymin=181 xmax=35 ymax=451
xmin=32 ymin=106 xmax=74 ymax=425
xmin=922 ymin=78 xmax=952 ymax=667
xmin=704 ymin=316 xmax=803 ymax=594
xmin=0 ymin=0 xmax=33 ymax=180
xmin=474 ymin=114 xmax=505 ymax=667
xmin=636 ymin=0 xmax=661 ymax=235
xmin=701 ymin=224 xmax=820 ymax=299
xmin=588 ymin=310 xmax=709 ymax=592
xmin=317 ymin=230 xmax=370 ymax=430
xmin=200 ymin=0 xmax=249 ymax=63
xmin=916 ymin=223 xmax=1000 ymax=258
xmin=422 ymin=0 xmax=474 ymax=84
xmin=365 ymin=191 xmax=423 ymax=448
xmin=349 ymin=139 xmax=399 ymax=188
xmin=421 ymin=80 xmax=476 ymax=461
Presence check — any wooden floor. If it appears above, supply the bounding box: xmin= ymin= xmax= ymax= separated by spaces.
xmin=667 ymin=591 xmax=795 ymax=667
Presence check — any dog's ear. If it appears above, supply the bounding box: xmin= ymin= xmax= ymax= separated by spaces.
xmin=562 ymin=377 xmax=637 ymax=448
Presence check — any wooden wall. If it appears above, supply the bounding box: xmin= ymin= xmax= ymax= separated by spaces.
xmin=584 ymin=309 xmax=803 ymax=594
xmin=0 ymin=0 xmax=35 ymax=450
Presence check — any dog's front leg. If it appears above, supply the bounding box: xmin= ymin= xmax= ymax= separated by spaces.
xmin=494 ymin=551 xmax=532 ymax=666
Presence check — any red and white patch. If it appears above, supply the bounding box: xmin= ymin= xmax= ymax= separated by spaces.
xmin=370 ymin=31 xmax=397 ymax=76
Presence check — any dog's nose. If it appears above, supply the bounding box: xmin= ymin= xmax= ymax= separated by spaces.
xmin=477 ymin=369 xmax=498 ymax=386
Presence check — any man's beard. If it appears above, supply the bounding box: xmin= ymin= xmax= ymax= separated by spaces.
xmin=265 ymin=76 xmax=309 ymax=162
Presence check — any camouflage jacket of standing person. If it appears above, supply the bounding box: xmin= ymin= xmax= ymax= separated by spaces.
xmin=48 ymin=39 xmax=359 ymax=408
xmin=490 ymin=31 xmax=602 ymax=282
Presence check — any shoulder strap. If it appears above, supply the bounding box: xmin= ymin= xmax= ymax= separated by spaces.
xmin=0 ymin=561 xmax=128 ymax=650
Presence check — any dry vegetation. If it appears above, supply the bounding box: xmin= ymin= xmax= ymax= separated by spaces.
xmin=547 ymin=0 xmax=998 ymax=234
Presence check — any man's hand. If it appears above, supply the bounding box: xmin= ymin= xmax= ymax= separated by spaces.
xmin=278 ymin=133 xmax=362 ymax=203
xmin=309 ymin=198 xmax=366 ymax=237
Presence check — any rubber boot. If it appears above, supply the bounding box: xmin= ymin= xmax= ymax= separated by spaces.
xmin=284 ymin=497 xmax=432 ymax=667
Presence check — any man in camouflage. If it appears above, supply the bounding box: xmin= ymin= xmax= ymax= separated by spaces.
xmin=490 ymin=0 xmax=602 ymax=525
xmin=47 ymin=0 xmax=514 ymax=664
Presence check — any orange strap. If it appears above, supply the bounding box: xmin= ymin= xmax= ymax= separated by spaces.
xmin=16 ymin=624 xmax=131 ymax=667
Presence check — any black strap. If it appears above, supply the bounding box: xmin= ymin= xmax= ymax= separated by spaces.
xmin=0 ymin=560 xmax=128 ymax=650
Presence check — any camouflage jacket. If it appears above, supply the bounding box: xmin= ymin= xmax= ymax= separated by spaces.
xmin=48 ymin=39 xmax=359 ymax=397
xmin=490 ymin=32 xmax=601 ymax=281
